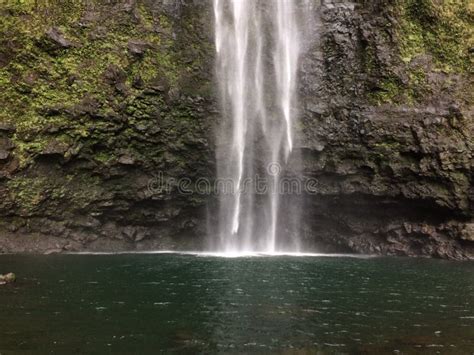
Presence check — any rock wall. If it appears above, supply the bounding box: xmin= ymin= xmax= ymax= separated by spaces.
xmin=298 ymin=0 xmax=473 ymax=259
xmin=0 ymin=0 xmax=472 ymax=258
xmin=0 ymin=0 xmax=215 ymax=252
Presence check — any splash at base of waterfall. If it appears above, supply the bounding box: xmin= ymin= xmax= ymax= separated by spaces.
xmin=70 ymin=250 xmax=372 ymax=259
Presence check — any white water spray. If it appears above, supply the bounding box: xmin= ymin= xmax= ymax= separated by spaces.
xmin=213 ymin=0 xmax=311 ymax=253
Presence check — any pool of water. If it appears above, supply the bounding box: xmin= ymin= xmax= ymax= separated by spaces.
xmin=0 ymin=254 xmax=472 ymax=353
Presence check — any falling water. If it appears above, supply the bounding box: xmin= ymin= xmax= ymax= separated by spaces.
xmin=213 ymin=0 xmax=311 ymax=253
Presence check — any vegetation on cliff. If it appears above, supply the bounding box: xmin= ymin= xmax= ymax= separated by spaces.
xmin=0 ymin=0 xmax=214 ymax=247
xmin=0 ymin=0 xmax=471 ymax=257
xmin=368 ymin=0 xmax=473 ymax=105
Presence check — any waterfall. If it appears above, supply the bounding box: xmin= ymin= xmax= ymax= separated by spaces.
xmin=213 ymin=0 xmax=311 ymax=253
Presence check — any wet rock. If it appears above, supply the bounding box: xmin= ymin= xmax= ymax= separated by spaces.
xmin=72 ymin=96 xmax=101 ymax=116
xmin=460 ymin=224 xmax=474 ymax=242
xmin=41 ymin=140 xmax=70 ymax=156
xmin=0 ymin=122 xmax=15 ymax=132
xmin=118 ymin=155 xmax=135 ymax=165
xmin=44 ymin=249 xmax=63 ymax=255
xmin=103 ymin=64 xmax=127 ymax=85
xmin=134 ymin=228 xmax=148 ymax=242
xmin=148 ymin=76 xmax=169 ymax=92
xmin=72 ymin=216 xmax=101 ymax=229
xmin=128 ymin=40 xmax=149 ymax=56
xmin=123 ymin=226 xmax=137 ymax=241
xmin=44 ymin=27 xmax=73 ymax=50
xmin=132 ymin=75 xmax=145 ymax=89
xmin=0 ymin=0 xmax=471 ymax=260
xmin=0 ymin=137 xmax=14 ymax=161
xmin=0 ymin=273 xmax=16 ymax=285
xmin=0 ymin=149 xmax=9 ymax=161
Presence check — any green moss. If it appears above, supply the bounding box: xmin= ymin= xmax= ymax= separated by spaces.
xmin=6 ymin=171 xmax=107 ymax=214
xmin=368 ymin=65 xmax=432 ymax=105
xmin=371 ymin=142 xmax=402 ymax=165
xmin=0 ymin=0 xmax=212 ymax=232
xmin=137 ymin=4 xmax=155 ymax=30
xmin=7 ymin=176 xmax=66 ymax=214
xmin=397 ymin=0 xmax=473 ymax=72
xmin=369 ymin=77 xmax=403 ymax=104
xmin=407 ymin=68 xmax=430 ymax=100
xmin=68 ymin=174 xmax=104 ymax=209
xmin=0 ymin=3 xmax=173 ymax=166
xmin=94 ymin=151 xmax=115 ymax=164
xmin=369 ymin=0 xmax=471 ymax=105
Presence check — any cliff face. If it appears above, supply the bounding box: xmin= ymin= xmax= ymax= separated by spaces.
xmin=297 ymin=0 xmax=473 ymax=259
xmin=0 ymin=0 xmax=472 ymax=258
xmin=0 ymin=0 xmax=216 ymax=252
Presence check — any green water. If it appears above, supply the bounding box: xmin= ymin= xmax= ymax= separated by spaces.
xmin=0 ymin=254 xmax=472 ymax=354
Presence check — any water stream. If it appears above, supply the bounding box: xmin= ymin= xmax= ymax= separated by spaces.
xmin=213 ymin=0 xmax=311 ymax=253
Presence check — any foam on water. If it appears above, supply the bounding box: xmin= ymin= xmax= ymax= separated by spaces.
xmin=67 ymin=250 xmax=373 ymax=259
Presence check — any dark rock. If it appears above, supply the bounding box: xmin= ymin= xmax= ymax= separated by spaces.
xmin=148 ymin=76 xmax=169 ymax=92
xmin=45 ymin=27 xmax=73 ymax=49
xmin=0 ymin=137 xmax=13 ymax=161
xmin=0 ymin=122 xmax=15 ymax=132
xmin=44 ymin=249 xmax=63 ymax=255
xmin=103 ymin=64 xmax=127 ymax=85
xmin=0 ymin=0 xmax=470 ymax=260
xmin=123 ymin=226 xmax=137 ymax=240
xmin=128 ymin=40 xmax=149 ymax=56
xmin=132 ymin=75 xmax=144 ymax=89
xmin=134 ymin=228 xmax=148 ymax=242
xmin=41 ymin=140 xmax=69 ymax=156
xmin=71 ymin=216 xmax=101 ymax=229
xmin=72 ymin=96 xmax=101 ymax=116
xmin=0 ymin=149 xmax=9 ymax=161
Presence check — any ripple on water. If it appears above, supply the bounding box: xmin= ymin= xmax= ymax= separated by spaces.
xmin=0 ymin=254 xmax=472 ymax=353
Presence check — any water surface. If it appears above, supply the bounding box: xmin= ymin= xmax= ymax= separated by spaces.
xmin=0 ymin=254 xmax=472 ymax=353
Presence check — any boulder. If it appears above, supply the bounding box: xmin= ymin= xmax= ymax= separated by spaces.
xmin=0 ymin=273 xmax=16 ymax=285
xmin=128 ymin=40 xmax=149 ymax=56
xmin=46 ymin=27 xmax=73 ymax=49
xmin=0 ymin=149 xmax=9 ymax=161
